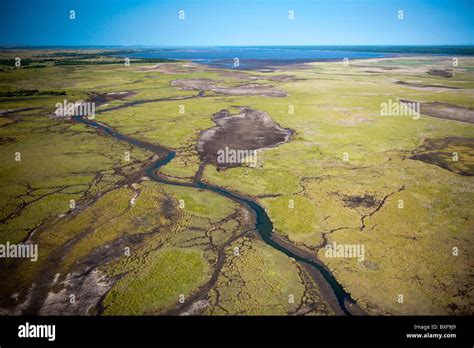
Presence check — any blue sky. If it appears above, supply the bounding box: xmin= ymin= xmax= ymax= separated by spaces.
xmin=0 ymin=0 xmax=473 ymax=46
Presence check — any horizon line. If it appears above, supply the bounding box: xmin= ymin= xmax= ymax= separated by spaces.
xmin=1 ymin=44 xmax=474 ymax=49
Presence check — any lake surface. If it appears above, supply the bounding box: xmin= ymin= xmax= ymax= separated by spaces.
xmin=114 ymin=45 xmax=474 ymax=69
xmin=121 ymin=46 xmax=394 ymax=69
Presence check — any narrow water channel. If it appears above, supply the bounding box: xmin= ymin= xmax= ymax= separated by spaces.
xmin=75 ymin=115 xmax=356 ymax=316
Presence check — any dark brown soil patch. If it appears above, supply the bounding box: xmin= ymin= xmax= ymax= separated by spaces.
xmin=353 ymin=65 xmax=402 ymax=70
xmin=0 ymin=136 xmax=16 ymax=145
xmin=267 ymin=75 xmax=305 ymax=82
xmin=210 ymin=70 xmax=303 ymax=83
xmin=214 ymin=83 xmax=287 ymax=97
xmin=170 ymin=78 xmax=217 ymax=91
xmin=351 ymin=64 xmax=402 ymax=70
xmin=427 ymin=69 xmax=453 ymax=78
xmin=0 ymin=107 xmax=37 ymax=116
xmin=137 ymin=63 xmax=204 ymax=74
xmin=208 ymin=69 xmax=257 ymax=80
xmin=396 ymin=81 xmax=461 ymax=89
xmin=197 ymin=107 xmax=292 ymax=169
xmin=89 ymin=91 xmax=137 ymax=107
xmin=410 ymin=137 xmax=474 ymax=176
xmin=171 ymin=78 xmax=287 ymax=97
xmin=341 ymin=194 xmax=380 ymax=208
xmin=400 ymin=100 xmax=474 ymax=124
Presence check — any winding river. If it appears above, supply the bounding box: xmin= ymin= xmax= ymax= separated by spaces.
xmin=74 ymin=115 xmax=358 ymax=316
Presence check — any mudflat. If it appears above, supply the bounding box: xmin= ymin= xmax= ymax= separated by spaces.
xmin=197 ymin=107 xmax=292 ymax=168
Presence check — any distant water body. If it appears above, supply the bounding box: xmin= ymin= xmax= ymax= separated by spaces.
xmin=123 ymin=47 xmax=390 ymax=69
xmin=120 ymin=46 xmax=473 ymax=69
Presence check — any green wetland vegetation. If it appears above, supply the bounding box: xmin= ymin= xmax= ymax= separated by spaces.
xmin=0 ymin=49 xmax=472 ymax=316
